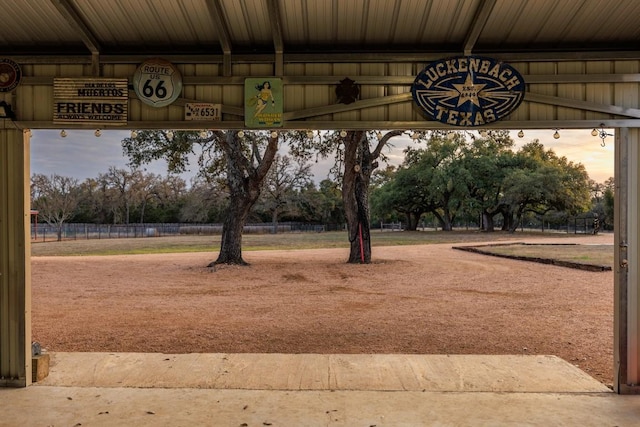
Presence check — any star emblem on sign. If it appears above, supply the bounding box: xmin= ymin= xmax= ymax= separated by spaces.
xmin=452 ymin=74 xmax=486 ymax=107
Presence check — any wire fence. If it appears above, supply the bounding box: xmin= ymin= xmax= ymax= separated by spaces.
xmin=29 ymin=218 xmax=601 ymax=242
xmin=30 ymin=222 xmax=343 ymax=242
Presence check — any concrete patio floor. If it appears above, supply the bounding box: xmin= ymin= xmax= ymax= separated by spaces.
xmin=1 ymin=352 xmax=638 ymax=426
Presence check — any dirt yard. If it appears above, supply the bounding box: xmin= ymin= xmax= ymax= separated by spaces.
xmin=31 ymin=234 xmax=614 ymax=387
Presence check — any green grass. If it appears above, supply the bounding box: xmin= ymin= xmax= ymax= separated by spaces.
xmin=31 ymin=229 xmax=597 ymax=257
xmin=471 ymin=243 xmax=614 ymax=268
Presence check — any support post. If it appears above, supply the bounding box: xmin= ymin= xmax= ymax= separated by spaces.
xmin=615 ymin=127 xmax=640 ymax=394
xmin=0 ymin=129 xmax=31 ymax=387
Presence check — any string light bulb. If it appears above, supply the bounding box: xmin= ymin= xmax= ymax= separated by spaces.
xmin=270 ymin=131 xmax=278 ymax=138
xmin=517 ymin=130 xmax=524 ymax=138
xmin=199 ymin=130 xmax=208 ymax=138
xmin=553 ymin=130 xmax=560 ymax=139
xmin=94 ymin=129 xmax=101 ymax=137
xmin=60 ymin=130 xmax=67 ymax=138
xmin=166 ymin=130 xmax=174 ymax=140
xmin=237 ymin=130 xmax=245 ymax=138
xmin=306 ymin=130 xmax=314 ymax=138
xmin=340 ymin=130 xmax=347 ymax=137
xmin=591 ymin=128 xmax=598 ymax=137
xmin=480 ymin=130 xmax=488 ymax=138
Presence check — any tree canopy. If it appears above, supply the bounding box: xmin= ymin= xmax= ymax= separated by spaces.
xmin=372 ymin=132 xmax=593 ymax=232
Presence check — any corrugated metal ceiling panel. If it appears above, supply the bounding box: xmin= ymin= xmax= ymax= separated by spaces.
xmin=308 ymin=1 xmax=347 ymax=45
xmin=0 ymin=0 xmax=638 ymax=57
xmin=565 ymin=0 xmax=640 ymax=44
xmin=416 ymin=0 xmax=478 ymax=46
xmin=480 ymin=0 xmax=640 ymax=49
xmin=74 ymin=0 xmax=218 ymax=48
xmin=0 ymin=1 xmax=81 ymax=47
xmin=279 ymin=0 xmax=306 ymax=42
xmin=221 ymin=0 xmax=272 ymax=47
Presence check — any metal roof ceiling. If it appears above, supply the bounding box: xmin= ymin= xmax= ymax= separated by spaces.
xmin=1 ymin=0 xmax=639 ymax=61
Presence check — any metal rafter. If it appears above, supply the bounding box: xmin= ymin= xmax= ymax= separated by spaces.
xmin=266 ymin=0 xmax=284 ymax=75
xmin=205 ymin=0 xmax=233 ymax=76
xmin=50 ymin=0 xmax=101 ymax=55
xmin=463 ymin=0 xmax=497 ymax=55
xmin=50 ymin=0 xmax=102 ymax=74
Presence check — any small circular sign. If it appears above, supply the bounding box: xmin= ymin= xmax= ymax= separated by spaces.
xmin=0 ymin=58 xmax=22 ymax=92
xmin=411 ymin=56 xmax=525 ymax=127
xmin=133 ymin=58 xmax=182 ymax=108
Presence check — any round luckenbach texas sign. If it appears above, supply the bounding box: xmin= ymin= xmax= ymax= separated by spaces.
xmin=411 ymin=56 xmax=525 ymax=127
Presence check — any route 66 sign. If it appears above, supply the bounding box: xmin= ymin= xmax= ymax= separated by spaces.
xmin=133 ymin=58 xmax=182 ymax=108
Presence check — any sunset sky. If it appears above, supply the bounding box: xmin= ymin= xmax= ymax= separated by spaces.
xmin=30 ymin=128 xmax=615 ymax=185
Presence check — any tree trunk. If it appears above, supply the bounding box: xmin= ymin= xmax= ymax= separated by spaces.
xmin=343 ymin=131 xmax=372 ymax=264
xmin=351 ymin=171 xmax=372 ymax=262
xmin=209 ymin=130 xmax=279 ymax=266
xmin=502 ymin=213 xmax=514 ymax=232
xmin=481 ymin=210 xmax=495 ymax=232
xmin=212 ymin=200 xmax=252 ymax=265
xmin=405 ymin=212 xmax=420 ymax=231
xmin=508 ymin=214 xmax=521 ymax=233
xmin=508 ymin=207 xmax=526 ymax=233
xmin=139 ymin=200 xmax=146 ymax=224
xmin=342 ymin=130 xmax=402 ymax=263
xmin=403 ymin=212 xmax=412 ymax=230
xmin=271 ymin=207 xmax=279 ymax=234
xmin=441 ymin=207 xmax=453 ymax=231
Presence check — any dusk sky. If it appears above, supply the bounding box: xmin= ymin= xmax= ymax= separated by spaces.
xmin=30 ymin=128 xmax=615 ymax=185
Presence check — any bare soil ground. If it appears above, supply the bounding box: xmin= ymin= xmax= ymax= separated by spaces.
xmin=31 ymin=234 xmax=614 ymax=387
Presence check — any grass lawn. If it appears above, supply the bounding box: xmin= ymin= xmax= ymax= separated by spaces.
xmin=30 ymin=229 xmax=612 ymax=265
xmin=469 ymin=243 xmax=613 ymax=269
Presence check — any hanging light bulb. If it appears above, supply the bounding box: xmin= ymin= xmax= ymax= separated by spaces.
xmin=306 ymin=130 xmax=314 ymax=138
xmin=410 ymin=131 xmax=419 ymax=140
xmin=94 ymin=129 xmax=101 ymax=137
xmin=237 ymin=130 xmax=245 ymax=138
xmin=131 ymin=130 xmax=138 ymax=138
xmin=166 ymin=130 xmax=174 ymax=140
xmin=60 ymin=130 xmax=67 ymax=138
xmin=376 ymin=131 xmax=383 ymax=140
xmin=199 ymin=130 xmax=208 ymax=138
xmin=270 ymin=131 xmax=278 ymax=138
xmin=553 ymin=130 xmax=560 ymax=139
xmin=340 ymin=130 xmax=347 ymax=137
xmin=447 ymin=131 xmax=455 ymax=140
xmin=480 ymin=130 xmax=488 ymax=138
xmin=517 ymin=130 xmax=524 ymax=138
xmin=591 ymin=128 xmax=599 ymax=137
